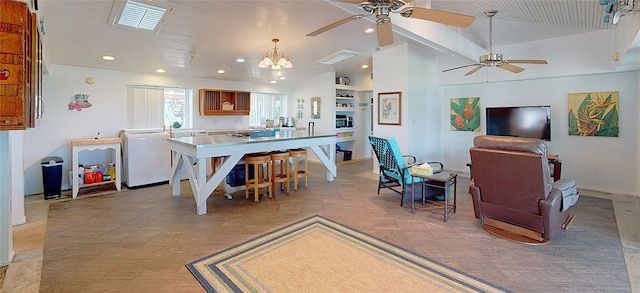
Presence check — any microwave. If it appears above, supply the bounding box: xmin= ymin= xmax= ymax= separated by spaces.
xmin=336 ymin=115 xmax=347 ymax=128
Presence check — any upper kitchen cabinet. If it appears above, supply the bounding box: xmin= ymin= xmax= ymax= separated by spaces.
xmin=199 ymin=89 xmax=251 ymax=116
xmin=0 ymin=0 xmax=42 ymax=130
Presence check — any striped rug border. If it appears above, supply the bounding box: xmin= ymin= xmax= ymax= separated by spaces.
xmin=186 ymin=215 xmax=512 ymax=293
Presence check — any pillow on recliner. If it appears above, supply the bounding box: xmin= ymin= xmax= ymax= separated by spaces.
xmin=552 ymin=179 xmax=579 ymax=212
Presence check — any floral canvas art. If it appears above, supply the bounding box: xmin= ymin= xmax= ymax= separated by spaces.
xmin=568 ymin=91 xmax=619 ymax=137
xmin=450 ymin=97 xmax=480 ymax=131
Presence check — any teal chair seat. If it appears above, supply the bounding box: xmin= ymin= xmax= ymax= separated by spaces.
xmin=369 ymin=135 xmax=444 ymax=206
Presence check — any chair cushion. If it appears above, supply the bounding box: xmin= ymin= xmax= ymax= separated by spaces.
xmin=552 ymin=178 xmax=579 ymax=212
xmin=474 ymin=135 xmax=547 ymax=156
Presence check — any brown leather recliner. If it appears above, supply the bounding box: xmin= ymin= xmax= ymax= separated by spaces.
xmin=469 ymin=135 xmax=579 ymax=243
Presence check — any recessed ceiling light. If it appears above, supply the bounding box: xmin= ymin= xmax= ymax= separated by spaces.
xmin=364 ymin=28 xmax=375 ymax=34
xmin=102 ymin=55 xmax=115 ymax=61
xmin=279 ymin=77 xmax=286 ymax=80
xmin=156 ymin=68 xmax=165 ymax=73
xmin=236 ymin=58 xmax=245 ymax=63
xmin=361 ymin=64 xmax=369 ymax=69
xmin=270 ymin=80 xmax=276 ymax=84
xmin=217 ymin=69 xmax=225 ymax=74
xmin=276 ymin=71 xmax=282 ymax=76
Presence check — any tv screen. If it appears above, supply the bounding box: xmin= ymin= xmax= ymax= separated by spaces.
xmin=486 ymin=106 xmax=551 ymax=141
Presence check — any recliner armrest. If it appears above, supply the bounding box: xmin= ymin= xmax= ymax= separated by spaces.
xmin=539 ymin=188 xmax=573 ymax=241
xmin=469 ymin=179 xmax=481 ymax=219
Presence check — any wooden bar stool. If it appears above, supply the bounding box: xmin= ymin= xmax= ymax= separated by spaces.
xmin=270 ymin=151 xmax=290 ymax=195
xmin=288 ymin=148 xmax=308 ymax=191
xmin=245 ymin=154 xmax=272 ymax=202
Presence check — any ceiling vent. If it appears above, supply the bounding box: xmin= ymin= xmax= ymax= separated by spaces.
xmin=316 ymin=49 xmax=361 ymax=65
xmin=108 ymin=0 xmax=177 ymax=33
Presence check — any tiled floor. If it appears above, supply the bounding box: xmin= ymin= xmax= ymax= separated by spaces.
xmin=1 ymin=159 xmax=639 ymax=292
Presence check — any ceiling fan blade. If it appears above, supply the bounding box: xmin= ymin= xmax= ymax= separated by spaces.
xmin=306 ymin=14 xmax=365 ymax=37
xmin=442 ymin=64 xmax=481 ymax=73
xmin=401 ymin=7 xmax=475 ymax=28
xmin=506 ymin=59 xmax=548 ymax=64
xmin=377 ymin=21 xmax=393 ymax=47
xmin=498 ymin=63 xmax=525 ymax=73
xmin=465 ymin=65 xmax=484 ymax=76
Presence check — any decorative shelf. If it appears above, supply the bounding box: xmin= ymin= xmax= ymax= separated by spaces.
xmin=199 ymin=89 xmax=250 ymax=116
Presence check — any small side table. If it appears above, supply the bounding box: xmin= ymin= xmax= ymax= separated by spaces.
xmin=410 ymin=172 xmax=457 ymax=222
xmin=70 ymin=137 xmax=122 ymax=198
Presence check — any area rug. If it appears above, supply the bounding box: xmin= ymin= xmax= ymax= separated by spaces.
xmin=186 ymin=215 xmax=511 ymax=293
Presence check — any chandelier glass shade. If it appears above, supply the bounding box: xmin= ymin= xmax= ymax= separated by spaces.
xmin=258 ymin=39 xmax=293 ymax=69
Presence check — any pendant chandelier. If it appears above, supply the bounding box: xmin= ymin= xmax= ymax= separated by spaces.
xmin=258 ymin=38 xmax=293 ymax=69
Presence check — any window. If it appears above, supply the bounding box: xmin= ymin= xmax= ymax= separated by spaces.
xmin=164 ymin=88 xmax=191 ymax=128
xmin=249 ymin=93 xmax=286 ymax=127
xmin=127 ymin=85 xmax=192 ymax=129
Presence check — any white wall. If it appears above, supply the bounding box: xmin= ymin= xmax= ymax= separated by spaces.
xmin=0 ymin=131 xmax=14 ymax=266
xmin=22 ymin=65 xmax=288 ymax=195
xmin=372 ymin=43 xmax=442 ymax=164
xmin=373 ymin=44 xmax=410 ymax=150
xmin=289 ymin=72 xmax=335 ymax=163
xmin=407 ymin=43 xmax=441 ymax=163
xmin=440 ymin=71 xmax=640 ymax=196
xmin=9 ymin=131 xmax=25 ymax=226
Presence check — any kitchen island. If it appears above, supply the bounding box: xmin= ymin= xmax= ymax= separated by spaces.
xmin=168 ymin=131 xmax=337 ymax=215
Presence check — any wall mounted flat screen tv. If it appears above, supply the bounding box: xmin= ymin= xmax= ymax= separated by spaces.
xmin=486 ymin=106 xmax=551 ymax=141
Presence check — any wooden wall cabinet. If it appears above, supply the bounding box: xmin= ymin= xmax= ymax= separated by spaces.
xmin=199 ymin=89 xmax=250 ymax=116
xmin=0 ymin=0 xmax=42 ymax=130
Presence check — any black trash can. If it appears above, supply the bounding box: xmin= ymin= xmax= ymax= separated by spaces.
xmin=41 ymin=156 xmax=63 ymax=200
xmin=343 ymin=150 xmax=352 ymax=161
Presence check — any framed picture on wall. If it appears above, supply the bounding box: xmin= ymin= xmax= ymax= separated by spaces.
xmin=310 ymin=97 xmax=321 ymax=119
xmin=378 ymin=92 xmax=401 ymax=125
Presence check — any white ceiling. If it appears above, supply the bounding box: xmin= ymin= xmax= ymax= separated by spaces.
xmin=38 ymin=0 xmax=639 ymax=85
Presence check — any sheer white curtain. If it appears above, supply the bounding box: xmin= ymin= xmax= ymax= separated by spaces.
xmin=127 ymin=86 xmax=165 ymax=129
xmin=250 ymin=93 xmax=285 ymax=127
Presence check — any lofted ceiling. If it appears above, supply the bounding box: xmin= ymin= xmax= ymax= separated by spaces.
xmin=38 ymin=0 xmax=639 ymax=85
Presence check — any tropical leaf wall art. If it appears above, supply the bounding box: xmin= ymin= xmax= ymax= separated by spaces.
xmin=568 ymin=91 xmax=619 ymax=137
xmin=451 ymin=97 xmax=480 ymax=131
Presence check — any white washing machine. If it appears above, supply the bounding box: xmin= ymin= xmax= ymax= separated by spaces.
xmin=120 ymin=129 xmax=171 ymax=188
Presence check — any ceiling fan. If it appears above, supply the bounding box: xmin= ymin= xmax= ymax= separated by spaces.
xmin=306 ymin=0 xmax=475 ymax=47
xmin=442 ymin=10 xmax=548 ymax=76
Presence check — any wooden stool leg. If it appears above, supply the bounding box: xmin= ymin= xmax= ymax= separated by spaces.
xmin=254 ymin=161 xmax=261 ymax=202
xmin=303 ymin=155 xmax=308 ymax=188
xmin=267 ymin=161 xmax=272 ymax=199
xmin=245 ymin=162 xmax=250 ymax=199
xmin=293 ymin=156 xmax=299 ymax=191
xmin=284 ymin=159 xmax=290 ymax=193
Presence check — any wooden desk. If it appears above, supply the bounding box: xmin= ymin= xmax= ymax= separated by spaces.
xmin=69 ymin=137 xmax=122 ymax=198
xmin=168 ymin=131 xmax=337 ymax=215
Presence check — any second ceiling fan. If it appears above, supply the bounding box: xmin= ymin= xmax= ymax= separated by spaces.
xmin=306 ymin=0 xmax=475 ymax=47
xmin=442 ymin=10 xmax=548 ymax=76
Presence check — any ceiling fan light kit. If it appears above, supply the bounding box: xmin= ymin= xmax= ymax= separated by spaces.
xmin=306 ymin=0 xmax=474 ymax=47
xmin=600 ymin=0 xmax=639 ymax=24
xmin=442 ymin=10 xmax=548 ymax=76
xmin=258 ymin=39 xmax=293 ymax=69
